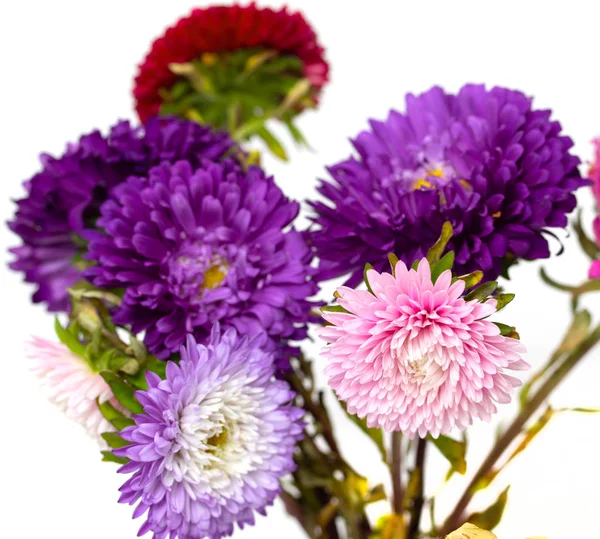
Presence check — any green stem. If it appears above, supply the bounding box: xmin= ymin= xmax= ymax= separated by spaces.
xmin=440 ymin=323 xmax=600 ymax=535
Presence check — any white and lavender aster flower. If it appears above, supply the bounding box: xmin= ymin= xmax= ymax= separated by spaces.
xmin=115 ymin=327 xmax=304 ymax=539
xmin=8 ymin=117 xmax=234 ymax=311
xmin=310 ymin=84 xmax=588 ymax=287
xmin=84 ymin=159 xmax=317 ymax=364
xmin=318 ymin=258 xmax=528 ymax=438
xmin=27 ymin=336 xmax=119 ymax=444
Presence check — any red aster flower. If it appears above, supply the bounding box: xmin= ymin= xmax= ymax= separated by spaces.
xmin=134 ymin=3 xmax=329 ymax=127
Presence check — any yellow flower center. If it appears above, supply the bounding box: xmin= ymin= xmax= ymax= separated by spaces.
xmin=202 ymin=262 xmax=229 ymax=290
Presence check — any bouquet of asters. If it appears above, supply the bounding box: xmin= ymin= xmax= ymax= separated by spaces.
xmin=7 ymin=4 xmax=600 ymax=539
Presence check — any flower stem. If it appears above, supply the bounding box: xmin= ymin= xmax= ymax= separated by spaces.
xmin=390 ymin=432 xmax=404 ymax=515
xmin=440 ymin=322 xmax=600 ymax=535
xmin=408 ymin=438 xmax=428 ymax=539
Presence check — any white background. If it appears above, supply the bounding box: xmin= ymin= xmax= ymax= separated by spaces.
xmin=1 ymin=1 xmax=600 ymax=537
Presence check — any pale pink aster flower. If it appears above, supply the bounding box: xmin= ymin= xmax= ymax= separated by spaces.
xmin=27 ymin=336 xmax=118 ymax=444
xmin=318 ymin=259 xmax=528 ymax=438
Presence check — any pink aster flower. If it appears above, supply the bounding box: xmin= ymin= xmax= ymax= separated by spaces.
xmin=318 ymin=259 xmax=528 ymax=438
xmin=27 ymin=336 xmax=119 ymax=444
xmin=590 ymin=137 xmax=600 ymax=204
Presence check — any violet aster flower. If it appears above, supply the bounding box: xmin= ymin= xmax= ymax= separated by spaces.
xmin=84 ymin=159 xmax=317 ymax=363
xmin=8 ymin=117 xmax=234 ymax=311
xmin=115 ymin=327 xmax=304 ymax=538
xmin=310 ymin=85 xmax=587 ymax=286
xmin=318 ymin=258 xmax=528 ymax=438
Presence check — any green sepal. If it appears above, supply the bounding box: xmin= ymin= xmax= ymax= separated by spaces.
xmin=493 ymin=293 xmax=515 ymax=312
xmin=431 ymin=251 xmax=455 ymax=283
xmin=464 ymin=281 xmax=498 ymax=302
xmin=494 ymin=322 xmax=519 ymax=339
xmin=364 ymin=263 xmax=375 ymax=295
xmin=101 ymin=432 xmax=131 ymax=449
xmin=387 ymin=253 xmax=399 ymax=275
xmin=101 ymin=450 xmax=129 ymax=465
xmin=100 ymin=371 xmax=143 ymax=414
xmin=426 ymin=221 xmax=453 ymax=265
xmin=455 ymin=270 xmax=484 ymax=289
xmin=321 ymin=305 xmax=349 ymax=314
xmin=124 ymin=355 xmax=167 ymax=390
xmin=54 ymin=318 xmax=86 ymax=357
xmin=574 ymin=209 xmax=600 ymax=260
xmin=428 ymin=433 xmax=467 ymax=479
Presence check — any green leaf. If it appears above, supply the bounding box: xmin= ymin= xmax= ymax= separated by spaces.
xmin=455 ymin=271 xmax=484 ymax=289
xmin=101 ymin=432 xmax=131 ymax=449
xmin=364 ymin=263 xmax=375 ymax=295
xmin=101 ymin=450 xmax=129 ymax=465
xmin=426 ymin=222 xmax=453 ymax=265
xmin=340 ymin=403 xmax=386 ymax=461
xmin=465 ymin=281 xmax=498 ymax=302
xmin=429 ymin=434 xmax=467 ymax=478
xmin=520 ymin=310 xmax=591 ymax=407
xmin=97 ymin=398 xmax=126 ymax=423
xmin=100 ymin=372 xmax=143 ymax=414
xmin=256 ymin=126 xmax=288 ymax=161
xmin=574 ymin=210 xmax=600 ymax=260
xmin=431 ymin=251 xmax=455 ymax=283
xmin=493 ymin=293 xmax=515 ymax=312
xmin=467 ymin=486 xmax=510 ymax=531
xmin=54 ymin=318 xmax=85 ymax=357
xmin=284 ymin=119 xmax=309 ymax=148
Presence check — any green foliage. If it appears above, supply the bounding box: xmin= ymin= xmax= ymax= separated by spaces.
xmin=431 ymin=251 xmax=455 ymax=283
xmin=429 ymin=434 xmax=467 ymax=479
xmin=426 ymin=222 xmax=453 ymax=265
xmin=464 ymin=282 xmax=498 ymax=302
xmin=466 ymin=486 xmax=509 ymax=531
xmin=54 ymin=318 xmax=86 ymax=357
xmin=158 ymin=47 xmax=316 ymax=160
xmin=100 ymin=372 xmax=143 ymax=414
xmin=364 ymin=263 xmax=375 ymax=295
xmin=455 ymin=270 xmax=484 ymax=289
xmin=101 ymin=432 xmax=131 ymax=449
xmin=101 ymin=451 xmax=128 ymax=465
xmin=340 ymin=403 xmax=386 ymax=461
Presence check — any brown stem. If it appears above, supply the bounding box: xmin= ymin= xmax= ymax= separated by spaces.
xmin=390 ymin=432 xmax=404 ymax=515
xmin=280 ymin=490 xmax=311 ymax=536
xmin=440 ymin=323 xmax=600 ymax=535
xmin=408 ymin=438 xmax=428 ymax=539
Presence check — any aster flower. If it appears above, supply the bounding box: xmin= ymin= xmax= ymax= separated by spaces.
xmin=318 ymin=256 xmax=528 ymax=438
xmin=115 ymin=327 xmax=304 ymax=539
xmin=27 ymin=336 xmax=120 ymax=444
xmin=8 ymin=117 xmax=234 ymax=312
xmin=133 ymin=3 xmax=328 ymax=157
xmin=309 ymin=84 xmax=588 ymax=287
xmin=84 ymin=159 xmax=317 ymax=363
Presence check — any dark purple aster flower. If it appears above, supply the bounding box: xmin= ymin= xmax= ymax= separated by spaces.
xmin=8 ymin=117 xmax=234 ymax=311
xmin=84 ymin=159 xmax=317 ymax=363
xmin=309 ymin=84 xmax=588 ymax=286
xmin=115 ymin=326 xmax=304 ymax=539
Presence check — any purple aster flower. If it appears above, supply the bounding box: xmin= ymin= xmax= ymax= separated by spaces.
xmin=84 ymin=159 xmax=317 ymax=363
xmin=309 ymin=84 xmax=588 ymax=286
xmin=115 ymin=326 xmax=304 ymax=539
xmin=8 ymin=117 xmax=234 ymax=311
